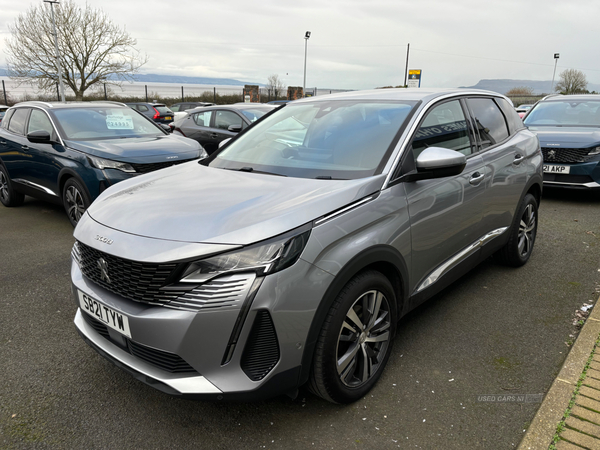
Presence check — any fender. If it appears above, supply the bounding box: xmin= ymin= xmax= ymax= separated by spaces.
xmin=58 ymin=167 xmax=94 ymax=201
xmin=298 ymin=244 xmax=410 ymax=385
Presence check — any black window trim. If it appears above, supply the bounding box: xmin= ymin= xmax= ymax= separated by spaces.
xmin=6 ymin=107 xmax=32 ymax=137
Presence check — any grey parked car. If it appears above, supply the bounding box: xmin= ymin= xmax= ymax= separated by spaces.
xmin=172 ymin=103 xmax=276 ymax=154
xmin=71 ymin=88 xmax=542 ymax=403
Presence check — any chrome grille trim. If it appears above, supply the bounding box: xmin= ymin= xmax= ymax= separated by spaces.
xmin=167 ymin=273 xmax=256 ymax=312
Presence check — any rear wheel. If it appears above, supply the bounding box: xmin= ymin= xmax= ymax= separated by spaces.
xmin=496 ymin=193 xmax=538 ymax=267
xmin=62 ymin=178 xmax=90 ymax=227
xmin=309 ymin=270 xmax=396 ymax=403
xmin=0 ymin=164 xmax=25 ymax=207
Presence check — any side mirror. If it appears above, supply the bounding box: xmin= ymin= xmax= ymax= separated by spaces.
xmin=218 ymin=138 xmax=232 ymax=149
xmin=27 ymin=130 xmax=52 ymax=144
xmin=228 ymin=125 xmax=242 ymax=133
xmin=401 ymin=147 xmax=467 ymax=182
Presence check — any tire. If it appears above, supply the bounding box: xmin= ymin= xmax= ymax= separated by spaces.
xmin=62 ymin=178 xmax=91 ymax=227
xmin=0 ymin=164 xmax=25 ymax=207
xmin=309 ymin=270 xmax=397 ymax=404
xmin=495 ymin=193 xmax=538 ymax=267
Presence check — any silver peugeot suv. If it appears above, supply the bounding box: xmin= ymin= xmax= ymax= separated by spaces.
xmin=71 ymin=89 xmax=542 ymax=404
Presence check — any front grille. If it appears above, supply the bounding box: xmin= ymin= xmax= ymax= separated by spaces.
xmin=76 ymin=242 xmax=186 ymax=305
xmin=542 ymin=147 xmax=599 ymax=163
xmin=241 ymin=311 xmax=280 ymax=381
xmin=130 ymin=159 xmax=192 ymax=174
xmin=82 ymin=313 xmax=196 ymax=373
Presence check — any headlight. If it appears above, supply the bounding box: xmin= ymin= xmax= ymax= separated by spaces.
xmin=88 ymin=155 xmax=136 ymax=173
xmin=589 ymin=146 xmax=600 ymax=156
xmin=180 ymin=227 xmax=311 ymax=283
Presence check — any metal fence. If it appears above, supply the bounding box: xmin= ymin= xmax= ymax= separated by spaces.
xmin=0 ymin=77 xmax=352 ymax=106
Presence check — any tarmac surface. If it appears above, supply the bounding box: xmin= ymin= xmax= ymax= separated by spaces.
xmin=1 ymin=188 xmax=599 ymax=449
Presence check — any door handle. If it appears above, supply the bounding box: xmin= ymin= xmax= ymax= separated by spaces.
xmin=469 ymin=172 xmax=484 ymax=185
xmin=0 ymin=141 xmax=6 ymax=145
xmin=513 ymin=154 xmax=525 ymax=165
xmin=21 ymin=145 xmax=29 ymax=151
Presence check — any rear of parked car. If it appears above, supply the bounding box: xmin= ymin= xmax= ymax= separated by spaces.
xmin=71 ymin=89 xmax=542 ymax=403
xmin=126 ymin=103 xmax=175 ymax=124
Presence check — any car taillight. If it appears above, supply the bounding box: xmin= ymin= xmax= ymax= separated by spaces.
xmin=153 ymin=107 xmax=160 ymax=119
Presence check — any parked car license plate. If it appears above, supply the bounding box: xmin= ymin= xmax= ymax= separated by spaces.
xmin=543 ymin=164 xmax=570 ymax=174
xmin=78 ymin=290 xmax=132 ymax=338
xmin=165 ymin=116 xmax=172 ymax=120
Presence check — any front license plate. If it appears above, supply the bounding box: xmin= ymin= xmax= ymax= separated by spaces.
xmin=78 ymin=290 xmax=132 ymax=338
xmin=543 ymin=164 xmax=571 ymax=174
xmin=165 ymin=116 xmax=172 ymax=120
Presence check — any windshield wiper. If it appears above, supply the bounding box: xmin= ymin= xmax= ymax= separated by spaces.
xmin=225 ymin=167 xmax=287 ymax=177
xmin=315 ymin=175 xmax=349 ymax=180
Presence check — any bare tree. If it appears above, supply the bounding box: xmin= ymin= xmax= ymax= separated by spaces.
xmin=5 ymin=0 xmax=147 ymax=101
xmin=555 ymin=69 xmax=588 ymax=95
xmin=266 ymin=74 xmax=285 ymax=99
xmin=505 ymin=86 xmax=535 ymax=96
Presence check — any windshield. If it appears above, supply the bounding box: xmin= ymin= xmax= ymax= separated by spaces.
xmin=52 ymin=107 xmax=164 ymax=140
xmin=241 ymin=108 xmax=273 ymax=123
xmin=524 ymin=100 xmax=600 ymax=126
xmin=207 ymin=100 xmax=416 ymax=179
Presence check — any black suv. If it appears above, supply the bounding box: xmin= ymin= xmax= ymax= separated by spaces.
xmin=126 ymin=102 xmax=175 ymax=124
xmin=0 ymin=101 xmax=205 ymax=226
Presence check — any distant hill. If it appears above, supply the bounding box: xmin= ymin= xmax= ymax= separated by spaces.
xmin=0 ymin=68 xmax=262 ymax=86
xmin=460 ymin=79 xmax=600 ymax=95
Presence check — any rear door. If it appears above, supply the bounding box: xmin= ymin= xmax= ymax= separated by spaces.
xmin=466 ymin=97 xmax=530 ymax=233
xmin=183 ymin=109 xmax=214 ymax=150
xmin=0 ymin=107 xmax=31 ymax=181
xmin=401 ymin=98 xmax=488 ymax=294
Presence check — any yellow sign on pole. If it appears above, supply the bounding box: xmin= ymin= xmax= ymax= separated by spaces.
xmin=407 ymin=70 xmax=422 ymax=88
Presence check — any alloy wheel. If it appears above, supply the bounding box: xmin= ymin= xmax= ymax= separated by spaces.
xmin=0 ymin=171 xmax=8 ymax=203
xmin=65 ymin=185 xmax=85 ymax=224
xmin=518 ymin=203 xmax=536 ymax=257
xmin=336 ymin=289 xmax=391 ymax=388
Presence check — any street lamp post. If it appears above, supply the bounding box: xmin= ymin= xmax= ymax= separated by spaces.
xmin=303 ymin=31 xmax=311 ymax=98
xmin=44 ymin=0 xmax=65 ymax=102
xmin=551 ymin=53 xmax=560 ymax=93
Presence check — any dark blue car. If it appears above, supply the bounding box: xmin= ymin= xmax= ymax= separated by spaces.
xmin=523 ymin=94 xmax=600 ymax=190
xmin=0 ymin=101 xmax=206 ymax=226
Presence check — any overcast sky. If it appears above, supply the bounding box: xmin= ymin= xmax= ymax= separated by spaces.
xmin=0 ymin=0 xmax=599 ymax=91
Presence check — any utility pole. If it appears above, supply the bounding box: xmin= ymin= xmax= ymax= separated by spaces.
xmin=303 ymin=31 xmax=311 ymax=97
xmin=44 ymin=0 xmax=65 ymax=102
xmin=404 ymin=43 xmax=410 ymax=88
xmin=551 ymin=53 xmax=560 ymax=93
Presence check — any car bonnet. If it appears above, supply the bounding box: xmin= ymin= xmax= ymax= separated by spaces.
xmin=84 ymin=162 xmax=385 ymax=245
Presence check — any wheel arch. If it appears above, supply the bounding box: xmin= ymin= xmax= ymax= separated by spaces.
xmin=58 ymin=168 xmax=92 ymax=202
xmin=299 ymin=245 xmax=409 ymax=386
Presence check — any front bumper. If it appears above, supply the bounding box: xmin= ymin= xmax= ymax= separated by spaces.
xmin=543 ymin=161 xmax=600 ymax=189
xmin=71 ymin=234 xmax=333 ymax=400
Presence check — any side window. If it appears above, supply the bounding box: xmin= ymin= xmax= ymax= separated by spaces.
xmin=467 ymin=98 xmax=510 ymax=149
xmin=411 ymin=100 xmax=472 ymax=158
xmin=495 ymin=98 xmax=523 ymax=134
xmin=138 ymin=105 xmax=149 ymax=112
xmin=214 ymin=110 xmax=243 ymax=130
xmin=27 ymin=109 xmax=55 ymax=135
xmin=170 ymin=104 xmax=180 ymax=112
xmin=193 ymin=110 xmax=212 ymax=127
xmin=1 ymin=109 xmax=15 ymax=130
xmin=8 ymin=108 xmax=29 ymax=135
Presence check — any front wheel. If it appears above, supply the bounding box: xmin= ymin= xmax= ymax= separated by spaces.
xmin=62 ymin=178 xmax=90 ymax=227
xmin=496 ymin=193 xmax=538 ymax=267
xmin=309 ymin=270 xmax=397 ymax=403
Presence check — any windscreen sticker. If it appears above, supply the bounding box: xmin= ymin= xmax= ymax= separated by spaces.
xmin=106 ymin=115 xmax=134 ymax=130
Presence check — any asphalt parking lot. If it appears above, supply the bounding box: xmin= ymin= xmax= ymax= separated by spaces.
xmin=1 ymin=188 xmax=599 ymax=450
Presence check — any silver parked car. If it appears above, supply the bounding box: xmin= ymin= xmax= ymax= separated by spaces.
xmin=71 ymin=89 xmax=542 ymax=403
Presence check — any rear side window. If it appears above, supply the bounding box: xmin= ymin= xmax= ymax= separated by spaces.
xmin=1 ymin=109 xmax=15 ymax=129
xmin=170 ymin=104 xmax=181 ymax=112
xmin=495 ymin=98 xmax=523 ymax=134
xmin=8 ymin=108 xmax=29 ymax=135
xmin=193 ymin=110 xmax=212 ymax=127
xmin=138 ymin=105 xmax=149 ymax=112
xmin=467 ymin=98 xmax=509 ymax=149
xmin=411 ymin=100 xmax=473 ymax=157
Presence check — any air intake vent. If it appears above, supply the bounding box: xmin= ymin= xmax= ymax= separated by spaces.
xmin=241 ymin=311 xmax=280 ymax=381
